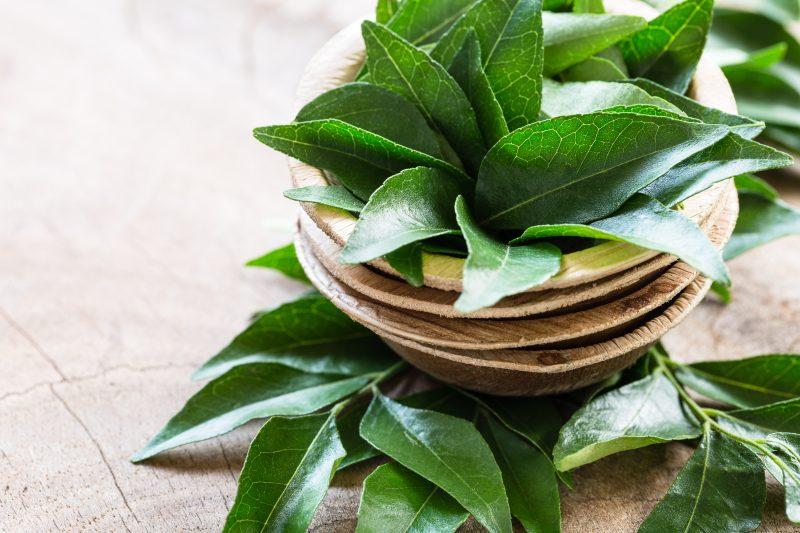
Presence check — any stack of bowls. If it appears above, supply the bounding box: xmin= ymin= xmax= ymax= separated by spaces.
xmin=287 ymin=2 xmax=740 ymax=395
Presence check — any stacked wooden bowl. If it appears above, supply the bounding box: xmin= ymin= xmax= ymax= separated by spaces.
xmin=289 ymin=1 xmax=741 ymax=396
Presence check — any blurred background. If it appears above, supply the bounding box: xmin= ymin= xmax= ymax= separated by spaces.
xmin=2 ymin=0 xmax=800 ymax=531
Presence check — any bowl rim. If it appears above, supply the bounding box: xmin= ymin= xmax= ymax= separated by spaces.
xmin=288 ymin=0 xmax=739 ymax=293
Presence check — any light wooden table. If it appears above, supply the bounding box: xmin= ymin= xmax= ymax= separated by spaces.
xmin=1 ymin=1 xmax=799 ymax=531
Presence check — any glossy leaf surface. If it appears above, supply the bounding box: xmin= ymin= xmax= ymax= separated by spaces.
xmin=476 ymin=109 xmax=728 ymax=229
xmin=553 ymin=371 xmax=701 ymax=471
xmin=193 ymin=294 xmax=397 ymax=381
xmin=132 ymin=364 xmax=367 ymax=461
xmin=360 ymin=393 xmax=512 ymax=533
xmin=455 ymin=196 xmax=561 ymax=312
xmin=284 ymin=185 xmax=365 ymax=213
xmin=620 ymin=0 xmax=713 ymax=93
xmin=223 ymin=414 xmax=344 ymax=533
xmin=639 ymin=429 xmax=765 ymax=533
xmin=341 ymin=167 xmax=464 ymax=264
xmin=356 ymin=462 xmax=469 ymax=533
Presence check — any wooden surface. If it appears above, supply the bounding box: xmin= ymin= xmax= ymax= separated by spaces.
xmin=1 ymin=1 xmax=800 ymax=531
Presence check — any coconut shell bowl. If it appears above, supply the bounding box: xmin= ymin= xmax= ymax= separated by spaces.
xmin=287 ymin=0 xmax=741 ymax=396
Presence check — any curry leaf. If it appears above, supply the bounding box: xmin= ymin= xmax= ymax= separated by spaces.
xmin=132 ymin=364 xmax=368 ymax=461
xmin=542 ymin=12 xmax=646 ymax=75
xmin=716 ymin=398 xmax=800 ymax=440
xmin=765 ymin=433 xmax=800 ymax=524
xmin=222 ymin=413 xmax=344 ymax=533
xmin=454 ymin=196 xmax=561 ymax=313
xmin=734 ymin=173 xmax=778 ymax=200
xmin=541 ymin=79 xmax=682 ymax=116
xmin=641 ymin=133 xmax=792 ymax=206
xmin=561 ymin=50 xmax=628 ymax=81
xmin=296 ymin=82 xmax=443 ymax=159
xmin=638 ymin=428 xmax=765 ymax=533
xmin=573 ymin=0 xmax=604 ymax=13
xmin=513 ymin=193 xmax=729 ymax=284
xmin=675 ymin=355 xmax=800 ymax=409
xmin=254 ymin=120 xmax=464 ymax=201
xmin=284 ymin=185 xmax=365 ymax=213
xmin=385 ymin=243 xmax=425 ymax=287
xmin=356 ymin=462 xmax=469 ymax=533
xmin=363 ymin=20 xmax=486 ymax=174
xmin=337 ymin=401 xmax=380 ymax=470
xmin=431 ymin=0 xmax=545 ymax=131
xmin=246 ymin=243 xmax=309 ymax=283
xmin=477 ymin=413 xmax=561 ymax=533
xmin=360 ymin=393 xmax=513 ymax=533
xmin=620 ymin=0 xmax=713 ymax=93
xmin=553 ymin=371 xmax=701 ymax=471
xmin=193 ymin=294 xmax=397 ymax=381
xmin=448 ymin=31 xmax=509 ymax=146
xmin=724 ymin=191 xmax=800 ymax=261
xmin=386 ymin=0 xmax=478 ymax=45
xmin=724 ymin=67 xmax=800 ymax=130
xmin=475 ymin=109 xmax=728 ymax=229
xmin=625 ymin=78 xmax=765 ymax=139
xmin=376 ymin=0 xmax=399 ymax=24
xmin=340 ymin=167 xmax=464 ymax=264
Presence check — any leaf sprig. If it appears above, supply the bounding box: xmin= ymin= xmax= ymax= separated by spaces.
xmin=257 ymin=0 xmax=792 ymax=312
xmin=134 ymin=242 xmax=800 ymax=532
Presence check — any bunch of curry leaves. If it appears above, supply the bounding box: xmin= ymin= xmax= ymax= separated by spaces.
xmin=132 ymin=241 xmax=800 ymax=532
xmin=256 ymin=0 xmax=794 ymax=313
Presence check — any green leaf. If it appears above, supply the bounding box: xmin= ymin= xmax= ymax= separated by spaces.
xmin=448 ymin=31 xmax=509 ymax=147
xmin=337 ymin=401 xmax=380 ymax=470
xmin=376 ymin=0 xmax=399 ymax=24
xmin=454 ymin=196 xmax=561 ymax=312
xmin=724 ymin=67 xmax=800 ymax=130
xmin=254 ymin=120 xmax=464 ymax=201
xmin=222 ymin=413 xmax=345 ymax=533
xmin=132 ymin=364 xmax=368 ymax=461
xmin=386 ymin=0 xmax=478 ymax=45
xmin=573 ymin=0 xmax=604 ymax=13
xmin=710 ymin=281 xmax=732 ymax=304
xmin=513 ymin=193 xmax=730 ymax=285
xmin=619 ymin=0 xmax=713 ymax=93
xmin=363 ymin=21 xmax=486 ymax=174
xmin=561 ymin=47 xmax=629 ymax=81
xmin=360 ymin=393 xmax=513 ymax=533
xmin=477 ymin=413 xmax=561 ymax=533
xmin=356 ymin=462 xmax=469 ymax=533
xmin=716 ymin=398 xmax=800 ymax=440
xmin=431 ymin=0 xmax=545 ymax=131
xmin=724 ymin=191 xmax=800 ymax=261
xmin=638 ymin=428 xmax=765 ymax=533
xmin=735 ymin=174 xmax=778 ymax=200
xmin=625 ymin=78 xmax=765 ymax=139
xmin=340 ymin=167 xmax=464 ymax=264
xmin=246 ymin=243 xmax=309 ymax=283
xmin=765 ymin=433 xmax=800 ymax=524
xmin=641 ymin=133 xmax=792 ymax=206
xmin=543 ymin=0 xmax=572 ymax=9
xmin=542 ymin=12 xmax=646 ymax=75
xmin=337 ymin=388 xmax=477 ymax=471
xmin=284 ymin=186 xmax=365 ymax=213
xmin=708 ymin=9 xmax=800 ymax=82
xmin=553 ymin=371 xmax=701 ymax=471
xmin=713 ymin=0 xmax=800 ymax=22
xmin=766 ymin=125 xmax=800 ymax=154
xmin=541 ymin=79 xmax=682 ymax=117
xmin=475 ymin=109 xmax=728 ymax=229
xmin=675 ymin=355 xmax=800 ymax=408
xmin=385 ymin=243 xmax=425 ymax=287
xmin=193 ymin=294 xmax=397 ymax=381
xmin=296 ymin=82 xmax=443 ymax=159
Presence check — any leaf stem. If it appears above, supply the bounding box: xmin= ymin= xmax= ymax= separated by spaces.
xmin=331 ymin=360 xmax=408 ymax=416
xmin=654 ymin=353 xmax=792 ymax=473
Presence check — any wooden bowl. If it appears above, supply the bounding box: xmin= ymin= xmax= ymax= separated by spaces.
xmin=295 ymin=183 xmax=739 ymax=395
xmin=288 ymin=0 xmax=739 ymax=293
xmin=286 ymin=0 xmax=743 ymax=394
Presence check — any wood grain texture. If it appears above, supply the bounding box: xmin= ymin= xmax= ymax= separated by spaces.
xmin=1 ymin=0 xmax=799 ymax=531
